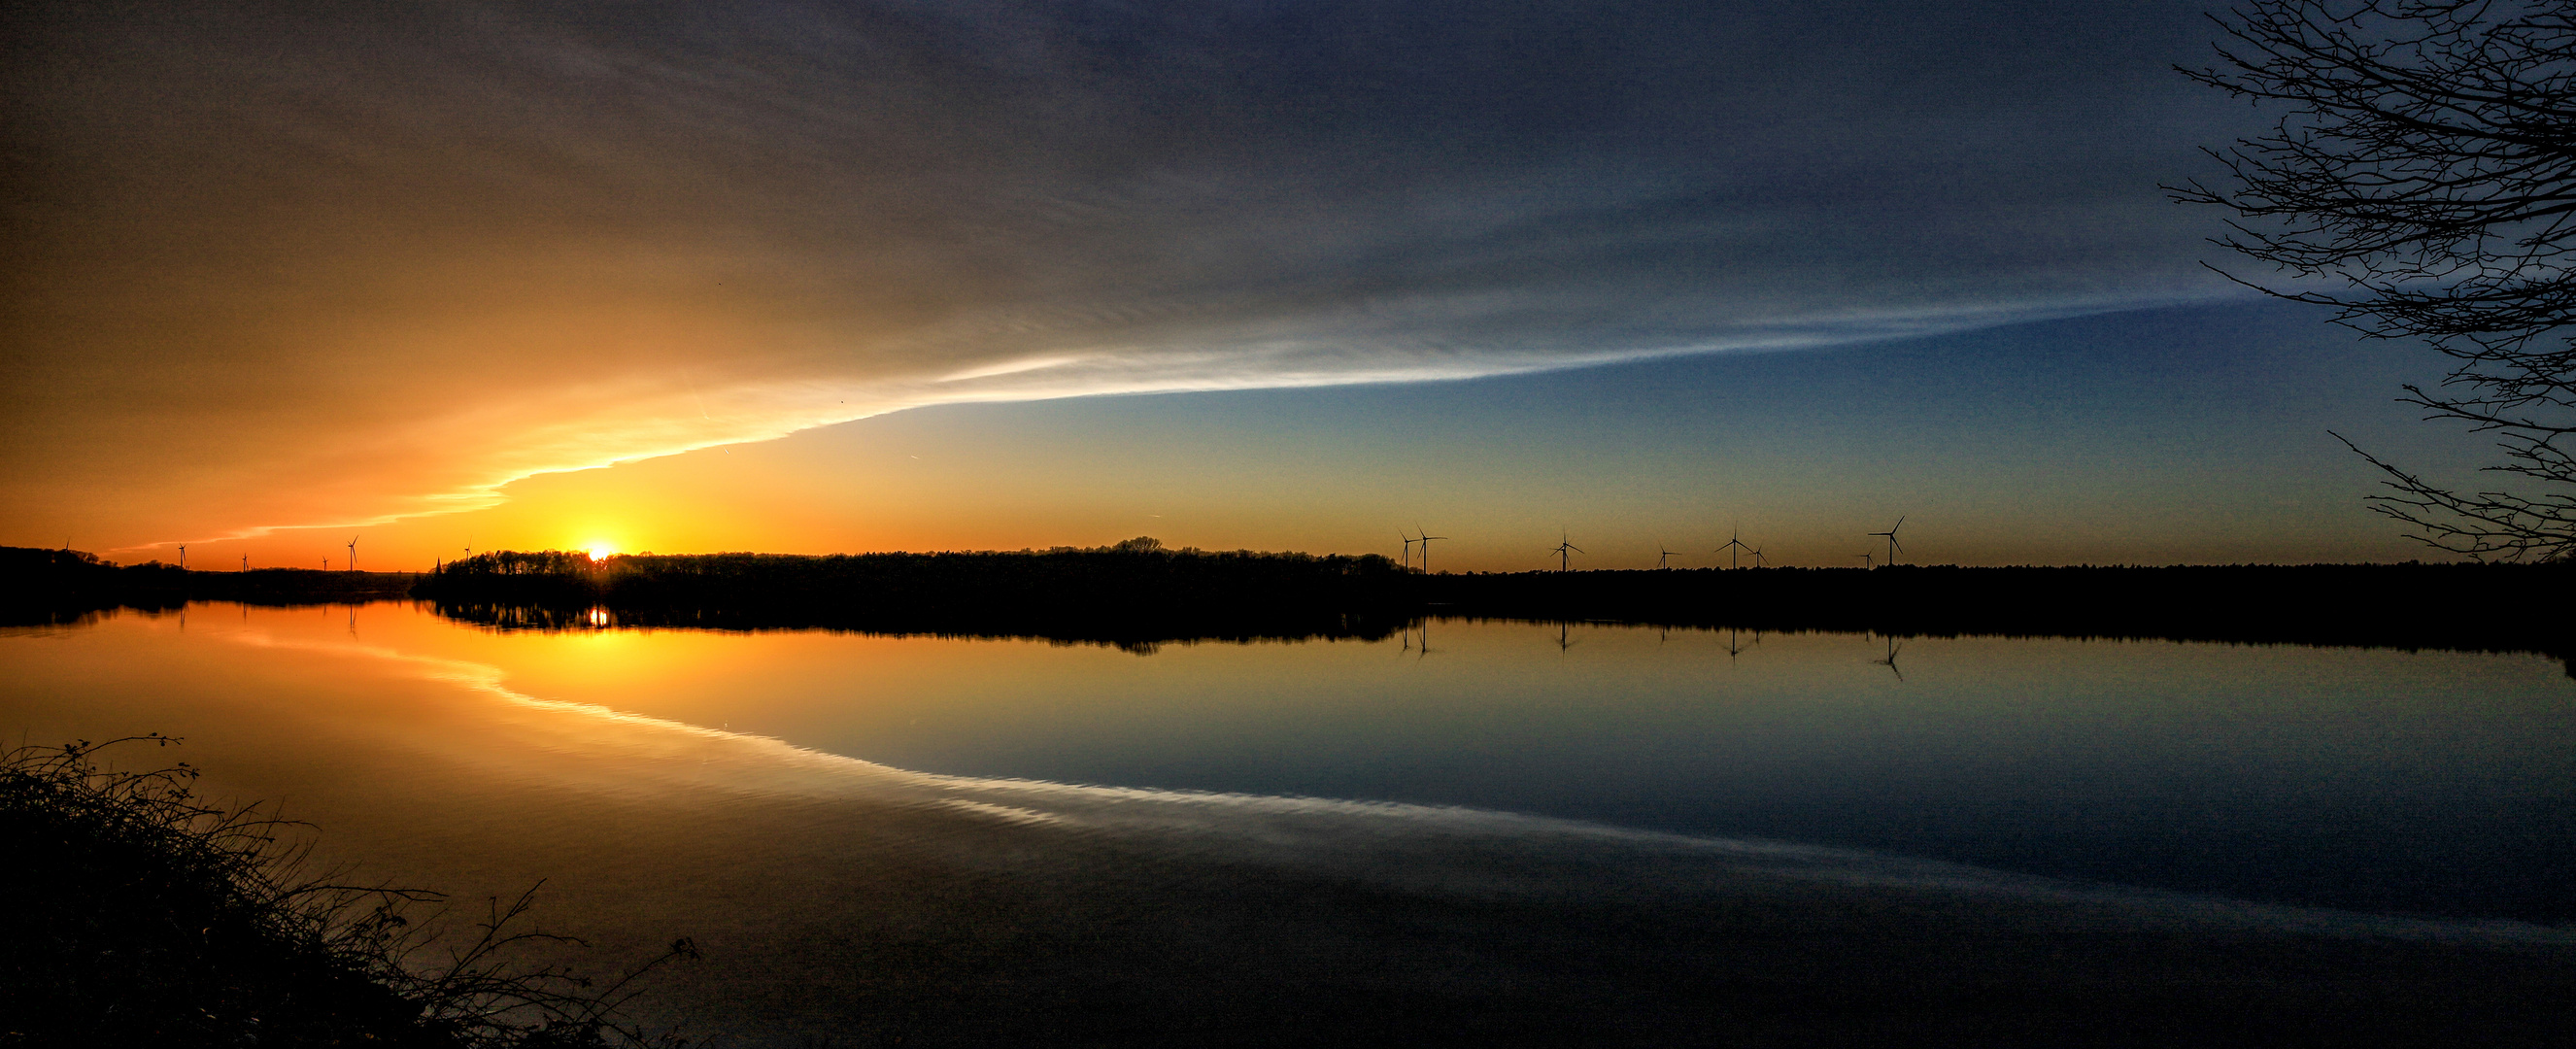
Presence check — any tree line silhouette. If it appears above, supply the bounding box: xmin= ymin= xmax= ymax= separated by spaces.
xmin=421 ymin=538 xmax=1416 ymax=646
xmin=414 ymin=541 xmax=2569 ymax=667
xmin=1421 ymin=562 xmax=2570 ymax=665
xmin=0 ymin=547 xmax=416 ymax=624
xmin=11 ymin=542 xmax=2565 ymax=667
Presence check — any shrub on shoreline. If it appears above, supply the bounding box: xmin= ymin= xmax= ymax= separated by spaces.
xmin=0 ymin=737 xmax=695 ymax=1047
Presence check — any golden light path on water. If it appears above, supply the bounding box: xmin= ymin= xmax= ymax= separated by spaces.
xmin=7 ymin=604 xmax=2574 ymax=1043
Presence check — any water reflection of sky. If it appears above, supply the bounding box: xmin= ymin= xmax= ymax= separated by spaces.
xmin=12 ymin=601 xmax=2576 ymax=1044
xmin=9 ymin=601 xmax=2568 ymax=925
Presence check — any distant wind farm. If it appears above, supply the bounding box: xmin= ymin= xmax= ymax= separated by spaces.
xmin=14 ymin=1 xmax=2576 ymax=1044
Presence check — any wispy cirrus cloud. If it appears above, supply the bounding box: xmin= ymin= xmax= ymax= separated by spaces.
xmin=3 ymin=0 xmax=2255 ymax=551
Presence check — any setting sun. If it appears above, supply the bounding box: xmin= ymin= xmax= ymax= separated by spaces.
xmin=584 ymin=543 xmax=619 ymax=561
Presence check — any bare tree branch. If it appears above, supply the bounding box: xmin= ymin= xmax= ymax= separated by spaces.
xmin=2179 ymin=0 xmax=2576 ymax=561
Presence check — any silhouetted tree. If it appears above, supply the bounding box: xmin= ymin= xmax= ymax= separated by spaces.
xmin=2176 ymin=0 xmax=2576 ymax=560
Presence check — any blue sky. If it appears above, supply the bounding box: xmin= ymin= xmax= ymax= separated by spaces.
xmin=0 ymin=1 xmax=2499 ymax=564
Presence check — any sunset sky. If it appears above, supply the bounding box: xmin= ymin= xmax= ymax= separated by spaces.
xmin=1 ymin=1 xmax=2501 ymax=571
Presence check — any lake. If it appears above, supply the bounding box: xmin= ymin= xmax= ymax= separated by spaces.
xmin=8 ymin=601 xmax=2573 ymax=1045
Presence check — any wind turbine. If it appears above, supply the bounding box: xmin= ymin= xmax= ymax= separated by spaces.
xmin=1868 ymin=517 xmax=1905 ymax=566
xmin=1399 ymin=530 xmax=1416 ymax=570
xmin=1716 ymin=525 xmax=1753 ymax=569
xmin=177 ymin=544 xmax=186 ymax=569
xmin=346 ymin=535 xmax=359 ymax=573
xmin=1414 ymin=524 xmax=1448 ymax=574
xmin=1657 ymin=545 xmax=1679 ymax=569
xmin=1856 ymin=552 xmax=1873 ymax=568
xmin=1871 ymin=636 xmax=1906 ymax=681
xmin=1748 ymin=546 xmax=1768 ymax=567
xmin=1550 ymin=532 xmax=1583 ymax=572
xmin=240 ymin=555 xmax=248 ymax=572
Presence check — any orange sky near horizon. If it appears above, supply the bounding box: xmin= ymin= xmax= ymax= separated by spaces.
xmin=0 ymin=2 xmax=2506 ymax=572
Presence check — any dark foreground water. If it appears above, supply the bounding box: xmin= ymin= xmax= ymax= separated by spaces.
xmin=6 ymin=602 xmax=2573 ymax=1045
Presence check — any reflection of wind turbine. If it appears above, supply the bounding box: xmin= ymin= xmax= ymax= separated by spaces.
xmin=1550 ymin=533 xmax=1583 ymax=572
xmin=1554 ymin=620 xmax=1577 ymax=654
xmin=1722 ymin=626 xmax=1749 ymax=660
xmin=346 ymin=535 xmax=359 ymax=573
xmin=1871 ymin=635 xmax=1906 ymax=680
xmin=1414 ymin=524 xmax=1448 ymax=574
xmin=1869 ymin=517 xmax=1905 ymax=566
xmin=1716 ymin=525 xmax=1753 ymax=569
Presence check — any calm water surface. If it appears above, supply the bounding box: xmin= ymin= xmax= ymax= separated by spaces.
xmin=10 ymin=600 xmax=2568 ymax=919
xmin=7 ymin=601 xmax=2574 ymax=1043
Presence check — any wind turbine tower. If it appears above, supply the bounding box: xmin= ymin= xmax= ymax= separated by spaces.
xmin=177 ymin=544 xmax=186 ymax=569
xmin=347 ymin=535 xmax=359 ymax=573
xmin=1872 ymin=636 xmax=1907 ymax=680
xmin=1414 ymin=524 xmax=1448 ymax=574
xmin=1550 ymin=532 xmax=1583 ymax=572
xmin=1657 ymin=545 xmax=1678 ymax=569
xmin=1868 ymin=517 xmax=1905 ymax=566
xmin=1716 ymin=526 xmax=1753 ymax=570
xmin=1399 ymin=531 xmax=1416 ymax=570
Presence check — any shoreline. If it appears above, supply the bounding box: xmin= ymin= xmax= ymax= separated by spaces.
xmin=9 ymin=545 xmax=2565 ymax=665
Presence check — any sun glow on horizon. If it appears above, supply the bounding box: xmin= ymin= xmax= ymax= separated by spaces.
xmin=584 ymin=542 xmax=620 ymax=561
